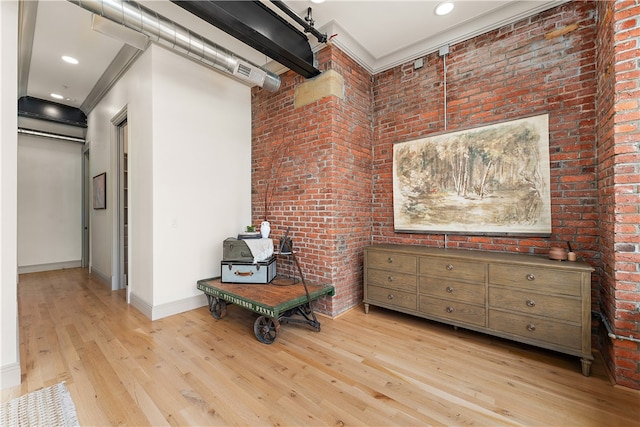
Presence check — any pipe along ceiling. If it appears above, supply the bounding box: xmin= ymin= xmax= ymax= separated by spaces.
xmin=22 ymin=0 xmax=323 ymax=127
xmin=68 ymin=0 xmax=282 ymax=92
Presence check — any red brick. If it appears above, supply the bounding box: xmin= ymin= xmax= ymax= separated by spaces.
xmin=253 ymin=0 xmax=639 ymax=390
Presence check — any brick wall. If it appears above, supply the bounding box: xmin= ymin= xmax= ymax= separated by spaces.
xmin=251 ymin=0 xmax=639 ymax=389
xmin=595 ymin=0 xmax=640 ymax=390
xmin=372 ymin=2 xmax=598 ymax=265
xmin=251 ymin=46 xmax=373 ymax=315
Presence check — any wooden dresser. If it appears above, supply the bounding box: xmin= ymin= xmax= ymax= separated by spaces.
xmin=363 ymin=244 xmax=595 ymax=376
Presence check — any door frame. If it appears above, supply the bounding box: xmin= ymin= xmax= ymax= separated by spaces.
xmin=111 ymin=107 xmax=128 ymax=299
xmin=82 ymin=146 xmax=90 ymax=268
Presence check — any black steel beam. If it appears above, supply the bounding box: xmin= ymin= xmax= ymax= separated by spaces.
xmin=18 ymin=96 xmax=87 ymax=128
xmin=171 ymin=1 xmax=321 ymax=78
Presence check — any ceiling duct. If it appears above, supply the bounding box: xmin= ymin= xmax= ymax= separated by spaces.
xmin=67 ymin=0 xmax=281 ymax=92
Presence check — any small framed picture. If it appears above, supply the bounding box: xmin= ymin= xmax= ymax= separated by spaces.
xmin=93 ymin=172 xmax=106 ymax=209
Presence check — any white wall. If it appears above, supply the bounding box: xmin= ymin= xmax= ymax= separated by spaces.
xmin=150 ymin=45 xmax=252 ymax=311
xmin=17 ymin=135 xmax=83 ymax=271
xmin=1 ymin=0 xmax=20 ymax=389
xmin=88 ymin=44 xmax=252 ymax=319
xmin=86 ymin=45 xmax=153 ymax=293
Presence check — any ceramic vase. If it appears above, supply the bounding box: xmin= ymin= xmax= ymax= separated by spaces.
xmin=548 ymin=247 xmax=567 ymax=260
xmin=261 ymin=220 xmax=271 ymax=238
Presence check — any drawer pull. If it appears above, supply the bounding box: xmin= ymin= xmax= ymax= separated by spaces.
xmin=387 ymin=276 xmax=394 ymax=282
xmin=387 ymin=294 xmax=394 ymax=300
xmin=446 ymin=306 xmax=454 ymax=313
xmin=526 ymin=273 xmax=535 ymax=281
xmin=526 ymin=324 xmax=536 ymax=332
xmin=387 ymin=257 xmax=393 ymax=263
xmin=446 ymin=286 xmax=454 ymax=293
xmin=446 ymin=264 xmax=454 ymax=271
xmin=526 ymin=299 xmax=536 ymax=307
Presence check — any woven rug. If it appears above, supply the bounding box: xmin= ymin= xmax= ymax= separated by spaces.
xmin=1 ymin=382 xmax=80 ymax=427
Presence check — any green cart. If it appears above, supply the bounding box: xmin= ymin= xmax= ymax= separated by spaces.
xmin=197 ymin=277 xmax=335 ymax=344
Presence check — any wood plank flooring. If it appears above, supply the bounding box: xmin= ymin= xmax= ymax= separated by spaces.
xmin=2 ymin=268 xmax=639 ymax=426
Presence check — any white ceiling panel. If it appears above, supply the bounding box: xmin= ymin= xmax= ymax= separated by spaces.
xmin=28 ymin=1 xmax=124 ymax=108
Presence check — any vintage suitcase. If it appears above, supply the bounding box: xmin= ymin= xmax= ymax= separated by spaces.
xmin=223 ymin=238 xmax=253 ymax=262
xmin=221 ymin=256 xmax=277 ymax=284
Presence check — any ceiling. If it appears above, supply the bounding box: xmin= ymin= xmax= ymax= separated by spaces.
xmin=18 ymin=0 xmax=567 ymax=115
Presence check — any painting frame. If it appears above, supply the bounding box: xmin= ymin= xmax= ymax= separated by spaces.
xmin=393 ymin=114 xmax=551 ymax=236
xmin=93 ymin=172 xmax=106 ymax=210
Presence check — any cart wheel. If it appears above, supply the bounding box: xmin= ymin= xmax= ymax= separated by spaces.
xmin=254 ymin=316 xmax=279 ymax=344
xmin=208 ymin=297 xmax=227 ymax=320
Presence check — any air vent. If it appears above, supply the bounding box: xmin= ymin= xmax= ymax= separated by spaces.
xmin=233 ymin=60 xmax=267 ymax=86
xmin=237 ymin=63 xmax=252 ymax=78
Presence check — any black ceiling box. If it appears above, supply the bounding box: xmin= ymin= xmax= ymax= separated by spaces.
xmin=18 ymin=96 xmax=87 ymax=128
xmin=171 ymin=1 xmax=321 ymax=78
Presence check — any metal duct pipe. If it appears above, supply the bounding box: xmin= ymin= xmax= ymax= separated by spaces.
xmin=67 ymin=0 xmax=280 ymax=92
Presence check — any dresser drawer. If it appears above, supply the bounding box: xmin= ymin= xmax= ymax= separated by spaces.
xmin=419 ymin=277 xmax=484 ymax=305
xmin=490 ymin=264 xmax=581 ymax=296
xmin=420 ymin=257 xmax=485 ymax=282
xmin=367 ymin=251 xmax=417 ymax=274
xmin=489 ymin=287 xmax=580 ymax=323
xmin=367 ymin=268 xmax=416 ymax=292
xmin=489 ymin=311 xmax=581 ymax=350
xmin=367 ymin=285 xmax=417 ymax=311
xmin=419 ymin=296 xmax=485 ymax=327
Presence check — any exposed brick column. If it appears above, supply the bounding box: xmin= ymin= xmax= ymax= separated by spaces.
xmin=595 ymin=0 xmax=640 ymax=390
xmin=251 ymin=45 xmax=373 ymax=316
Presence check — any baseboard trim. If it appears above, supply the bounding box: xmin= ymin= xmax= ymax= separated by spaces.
xmin=151 ymin=294 xmax=208 ymax=321
xmin=1 ymin=362 xmax=21 ymax=389
xmin=18 ymin=260 xmax=81 ymax=274
xmin=130 ymin=292 xmax=208 ymax=321
xmin=130 ymin=292 xmax=153 ymax=319
xmin=90 ymin=268 xmax=111 ymax=288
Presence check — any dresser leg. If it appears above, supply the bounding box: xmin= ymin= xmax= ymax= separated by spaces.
xmin=581 ymin=358 xmax=592 ymax=377
xmin=364 ymin=303 xmax=370 ymax=314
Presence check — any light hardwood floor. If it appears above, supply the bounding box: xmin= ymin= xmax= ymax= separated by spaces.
xmin=2 ymin=268 xmax=638 ymax=426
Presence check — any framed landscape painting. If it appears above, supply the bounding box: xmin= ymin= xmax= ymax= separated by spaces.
xmin=393 ymin=114 xmax=551 ymax=235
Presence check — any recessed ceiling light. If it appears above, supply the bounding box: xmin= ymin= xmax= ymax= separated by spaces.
xmin=435 ymin=1 xmax=454 ymax=16
xmin=50 ymin=93 xmax=64 ymax=100
xmin=310 ymin=0 xmax=325 ymax=4
xmin=62 ymin=55 xmax=79 ymax=65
